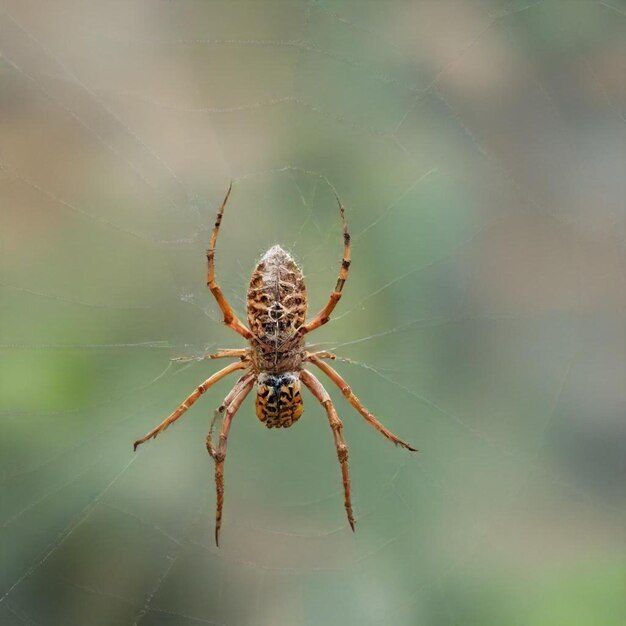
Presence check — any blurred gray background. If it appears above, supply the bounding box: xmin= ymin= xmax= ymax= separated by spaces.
xmin=1 ymin=1 xmax=624 ymax=625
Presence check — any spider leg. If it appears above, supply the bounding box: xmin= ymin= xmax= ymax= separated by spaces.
xmin=207 ymin=182 xmax=253 ymax=340
xmin=171 ymin=348 xmax=250 ymax=363
xmin=206 ymin=372 xmax=255 ymax=458
xmin=300 ymin=369 xmax=355 ymax=531
xmin=132 ymin=361 xmax=247 ymax=451
xmin=298 ymin=197 xmax=350 ymax=336
xmin=308 ymin=356 xmax=417 ymax=452
xmin=207 ymin=376 xmax=255 ymax=546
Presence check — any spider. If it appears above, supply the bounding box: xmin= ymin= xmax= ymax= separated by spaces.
xmin=133 ymin=183 xmax=416 ymax=545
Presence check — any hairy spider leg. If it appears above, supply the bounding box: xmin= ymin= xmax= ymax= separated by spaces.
xmin=299 ymin=197 xmax=351 ymax=336
xmin=133 ymin=361 xmax=247 ymax=450
xmin=300 ymin=369 xmax=355 ymax=531
xmin=207 ymin=182 xmax=253 ymax=340
xmin=307 ymin=356 xmax=417 ymax=452
xmin=206 ymin=376 xmax=255 ymax=546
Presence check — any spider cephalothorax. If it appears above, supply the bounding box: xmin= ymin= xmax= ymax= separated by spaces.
xmin=133 ymin=183 xmax=416 ymax=545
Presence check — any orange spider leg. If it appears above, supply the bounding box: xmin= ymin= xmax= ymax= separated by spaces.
xmin=299 ymin=197 xmax=350 ymax=336
xmin=171 ymin=349 xmax=250 ymax=363
xmin=207 ymin=182 xmax=253 ymax=340
xmin=307 ymin=356 xmax=417 ymax=452
xmin=206 ymin=375 xmax=255 ymax=546
xmin=133 ymin=361 xmax=247 ymax=451
xmin=300 ymin=369 xmax=355 ymax=531
xmin=206 ymin=371 xmax=255 ymax=455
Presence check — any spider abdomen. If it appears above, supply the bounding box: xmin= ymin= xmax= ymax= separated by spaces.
xmin=255 ymin=372 xmax=304 ymax=428
xmin=247 ymin=245 xmax=307 ymax=353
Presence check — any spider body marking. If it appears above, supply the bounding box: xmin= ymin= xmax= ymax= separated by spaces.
xmin=133 ymin=183 xmax=416 ymax=545
xmin=255 ymin=371 xmax=304 ymax=428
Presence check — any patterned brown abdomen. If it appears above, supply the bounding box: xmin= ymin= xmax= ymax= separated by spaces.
xmin=247 ymin=245 xmax=307 ymax=350
xmin=255 ymin=372 xmax=304 ymax=428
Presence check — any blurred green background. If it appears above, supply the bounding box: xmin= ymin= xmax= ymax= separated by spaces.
xmin=1 ymin=1 xmax=625 ymax=625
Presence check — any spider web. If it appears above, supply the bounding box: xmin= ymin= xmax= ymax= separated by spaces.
xmin=1 ymin=1 xmax=625 ymax=625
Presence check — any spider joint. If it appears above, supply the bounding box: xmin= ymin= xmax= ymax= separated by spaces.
xmin=339 ymin=385 xmax=352 ymax=398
